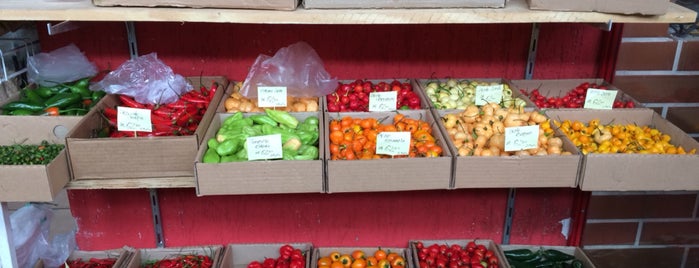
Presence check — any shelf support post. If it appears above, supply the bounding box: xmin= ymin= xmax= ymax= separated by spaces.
xmin=525 ymin=23 xmax=541 ymax=80
xmin=125 ymin=22 xmax=139 ymax=59
xmin=0 ymin=202 xmax=19 ymax=268
xmin=501 ymin=189 xmax=516 ymax=244
xmin=149 ymin=189 xmax=165 ymax=248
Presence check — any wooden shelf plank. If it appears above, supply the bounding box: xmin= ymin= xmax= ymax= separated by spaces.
xmin=0 ymin=0 xmax=695 ymax=24
xmin=66 ymin=177 xmax=195 ymax=189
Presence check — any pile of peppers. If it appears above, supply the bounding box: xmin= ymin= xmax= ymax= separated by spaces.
xmin=203 ymin=109 xmax=320 ymax=163
xmin=62 ymin=257 xmax=118 ymax=268
xmin=1 ymin=77 xmax=106 ymax=116
xmin=504 ymin=248 xmax=584 ymax=268
xmin=143 ymin=254 xmax=213 ymax=268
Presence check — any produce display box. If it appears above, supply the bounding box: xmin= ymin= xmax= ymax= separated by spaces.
xmin=499 ymin=245 xmax=596 ymax=268
xmin=415 ymin=78 xmax=534 ymax=110
xmin=303 ymin=0 xmax=505 ymax=9
xmin=0 ymin=115 xmax=81 ymax=202
xmin=408 ymin=239 xmax=508 ymax=268
xmin=124 ymin=245 xmax=224 ymax=268
xmin=195 ymin=111 xmax=325 ymax=195
xmin=93 ymin=0 xmax=299 ymax=10
xmin=526 ymin=0 xmax=668 ymax=15
xmin=220 ymin=243 xmax=313 ymax=268
xmin=311 ymin=247 xmax=410 ymax=268
xmin=66 ymin=76 xmax=227 ymax=180
xmin=546 ymin=109 xmax=699 ymax=191
xmin=509 ymin=78 xmax=643 ymax=109
xmin=432 ymin=108 xmax=583 ymax=188
xmin=34 ymin=248 xmax=133 ymax=268
xmin=325 ymin=110 xmax=453 ymax=193
xmin=323 ymin=79 xmax=432 ymax=112
xmin=217 ymin=81 xmax=321 ymax=113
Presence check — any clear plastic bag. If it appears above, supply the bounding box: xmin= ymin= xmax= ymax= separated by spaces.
xmin=27 ymin=43 xmax=98 ymax=87
xmin=90 ymin=53 xmax=192 ymax=105
xmin=9 ymin=204 xmax=52 ymax=268
xmin=241 ymin=41 xmax=337 ymax=99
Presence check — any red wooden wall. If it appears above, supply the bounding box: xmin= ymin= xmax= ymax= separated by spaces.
xmin=38 ymin=22 xmax=606 ymax=250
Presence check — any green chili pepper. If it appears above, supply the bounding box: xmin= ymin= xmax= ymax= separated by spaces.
xmin=222 ymin=112 xmax=243 ymax=126
xmin=34 ymin=86 xmax=55 ymax=98
xmin=235 ymin=148 xmax=248 ymax=160
xmin=91 ymin=90 xmax=106 ymax=103
xmin=220 ymin=155 xmax=244 ymax=163
xmin=216 ymin=138 xmax=243 ymax=156
xmin=44 ymin=92 xmax=82 ymax=108
xmin=22 ymin=89 xmax=45 ymax=105
xmin=282 ymin=148 xmax=296 ymax=160
xmin=207 ymin=138 xmax=220 ymax=151
xmin=261 ymin=124 xmax=278 ymax=135
xmin=249 ymin=114 xmax=278 ymax=126
xmin=296 ymin=144 xmax=319 ymax=160
xmin=541 ymin=249 xmax=574 ymax=262
xmin=202 ymin=148 xmax=220 ymax=163
xmin=282 ymin=137 xmax=302 ymax=152
xmin=265 ymin=109 xmax=298 ymax=129
xmin=296 ymin=130 xmax=319 ymax=146
xmin=506 ymin=259 xmax=536 ymax=268
xmin=2 ymin=101 xmax=45 ymax=112
xmin=504 ymin=249 xmax=538 ymax=262
xmin=303 ymin=116 xmax=319 ymax=127
xmin=241 ymin=125 xmax=262 ymax=137
xmin=570 ymin=260 xmax=583 ymax=268
xmin=10 ymin=109 xmax=37 ymax=115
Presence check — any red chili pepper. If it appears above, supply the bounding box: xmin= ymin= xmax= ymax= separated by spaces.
xmin=208 ymin=82 xmax=219 ymax=101
xmin=103 ymin=107 xmax=118 ymax=119
xmin=118 ymin=94 xmax=146 ymax=108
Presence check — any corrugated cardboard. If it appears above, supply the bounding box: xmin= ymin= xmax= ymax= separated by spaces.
xmin=527 ymin=0 xmax=669 ymax=15
xmin=304 ymin=0 xmax=505 ymax=9
xmin=311 ymin=247 xmax=410 ymax=268
xmin=93 ymin=0 xmax=299 ymax=10
xmin=325 ymin=110 xmax=453 ymax=193
xmin=195 ymin=111 xmax=325 ymax=195
xmin=416 ymin=78 xmax=535 ymax=110
xmin=509 ymin=78 xmax=643 ymax=109
xmin=124 ymin=245 xmax=224 ymax=268
xmin=432 ymin=108 xmax=583 ymax=189
xmin=220 ymin=243 xmax=313 ymax=268
xmin=34 ymin=248 xmax=132 ymax=268
xmin=499 ymin=245 xmax=596 ymax=268
xmin=66 ymin=76 xmax=227 ymax=180
xmin=546 ymin=109 xmax=699 ymax=191
xmin=409 ymin=239 xmax=508 ymax=268
xmin=0 ymin=116 xmax=81 ymax=202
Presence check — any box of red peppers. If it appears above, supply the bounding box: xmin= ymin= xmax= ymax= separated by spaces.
xmin=65 ymin=76 xmax=227 ymax=180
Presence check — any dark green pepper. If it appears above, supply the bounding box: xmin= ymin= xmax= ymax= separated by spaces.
xmin=34 ymin=86 xmax=55 ymax=98
xmin=2 ymin=101 xmax=45 ymax=112
xmin=265 ymin=109 xmax=298 ymax=129
xmin=216 ymin=138 xmax=242 ymax=156
xmin=249 ymin=114 xmax=278 ymax=126
xmin=504 ymin=249 xmax=538 ymax=262
xmin=570 ymin=260 xmax=583 ymax=268
xmin=202 ymin=148 xmax=220 ymax=163
xmin=44 ymin=92 xmax=81 ymax=108
xmin=541 ymin=249 xmax=574 ymax=262
xmin=10 ymin=109 xmax=37 ymax=115
xmin=22 ymin=89 xmax=45 ymax=105
xmin=506 ymin=259 xmax=536 ymax=268
xmin=91 ymin=90 xmax=106 ymax=103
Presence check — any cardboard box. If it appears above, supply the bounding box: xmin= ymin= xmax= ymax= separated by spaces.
xmin=35 ymin=248 xmax=132 ymax=268
xmin=195 ymin=111 xmax=325 ymax=195
xmin=124 ymin=245 xmax=224 ymax=268
xmin=93 ymin=0 xmax=299 ymax=10
xmin=499 ymin=245 xmax=596 ymax=268
xmin=220 ymin=243 xmax=313 ymax=268
xmin=312 ymin=247 xmax=410 ymax=268
xmin=409 ymin=239 xmax=507 ymax=268
xmin=509 ymin=78 xmax=643 ymax=109
xmin=216 ymin=81 xmax=321 ymax=114
xmin=304 ymin=0 xmax=505 ymax=9
xmin=527 ymin=0 xmax=669 ymax=15
xmin=416 ymin=78 xmax=534 ymax=110
xmin=546 ymin=109 xmax=699 ymax=191
xmin=0 ymin=115 xmax=82 ymax=202
xmin=66 ymin=76 xmax=227 ymax=180
xmin=433 ymin=108 xmax=583 ymax=189
xmin=325 ymin=110 xmax=453 ymax=193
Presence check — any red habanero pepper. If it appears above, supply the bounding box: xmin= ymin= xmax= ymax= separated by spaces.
xmin=118 ymin=94 xmax=146 ymax=108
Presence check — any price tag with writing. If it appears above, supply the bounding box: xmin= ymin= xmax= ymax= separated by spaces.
xmin=475 ymin=84 xmax=504 ymax=105
xmin=504 ymin=125 xmax=539 ymax=152
xmin=376 ymin=131 xmax=411 ymax=156
xmin=369 ymin=91 xmax=398 ymax=112
xmin=117 ymin=106 xmax=152 ymax=132
xmin=258 ymin=86 xmax=288 ymax=107
xmin=246 ymin=134 xmax=283 ymax=161
xmin=584 ymin=88 xmax=617 ymax=110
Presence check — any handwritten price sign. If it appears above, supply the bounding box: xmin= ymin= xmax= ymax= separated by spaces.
xmin=258 ymin=86 xmax=288 ymax=107
xmin=504 ymin=125 xmax=539 ymax=152
xmin=117 ymin=106 xmax=152 ymax=132
xmin=369 ymin=91 xmax=398 ymax=112
xmin=376 ymin=131 xmax=411 ymax=156
xmin=475 ymin=84 xmax=504 ymax=105
xmin=584 ymin=89 xmax=618 ymax=110
xmin=246 ymin=134 xmax=283 ymax=161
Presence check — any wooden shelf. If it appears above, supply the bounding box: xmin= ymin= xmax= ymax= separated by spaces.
xmin=0 ymin=0 xmax=695 ymax=24
xmin=66 ymin=176 xmax=196 ymax=189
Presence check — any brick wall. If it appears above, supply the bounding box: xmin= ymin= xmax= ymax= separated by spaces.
xmin=582 ymin=23 xmax=699 ymax=268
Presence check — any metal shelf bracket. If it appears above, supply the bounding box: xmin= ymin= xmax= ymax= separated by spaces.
xmin=46 ymin=21 xmax=80 ymax=36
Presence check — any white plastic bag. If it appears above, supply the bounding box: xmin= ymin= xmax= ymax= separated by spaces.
xmin=90 ymin=53 xmax=192 ymax=105
xmin=9 ymin=204 xmax=52 ymax=267
xmin=241 ymin=41 xmax=337 ymax=99
xmin=27 ymin=44 xmax=98 ymax=87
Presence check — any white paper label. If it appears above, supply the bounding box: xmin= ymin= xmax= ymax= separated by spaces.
xmin=369 ymin=91 xmax=398 ymax=112
xmin=117 ymin=106 xmax=152 ymax=132
xmin=246 ymin=134 xmax=283 ymax=160
xmin=504 ymin=125 xmax=539 ymax=152
xmin=258 ymin=86 xmax=288 ymax=107
xmin=584 ymin=88 xmax=617 ymax=110
xmin=475 ymin=84 xmax=504 ymax=105
xmin=376 ymin=132 xmax=411 ymax=156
